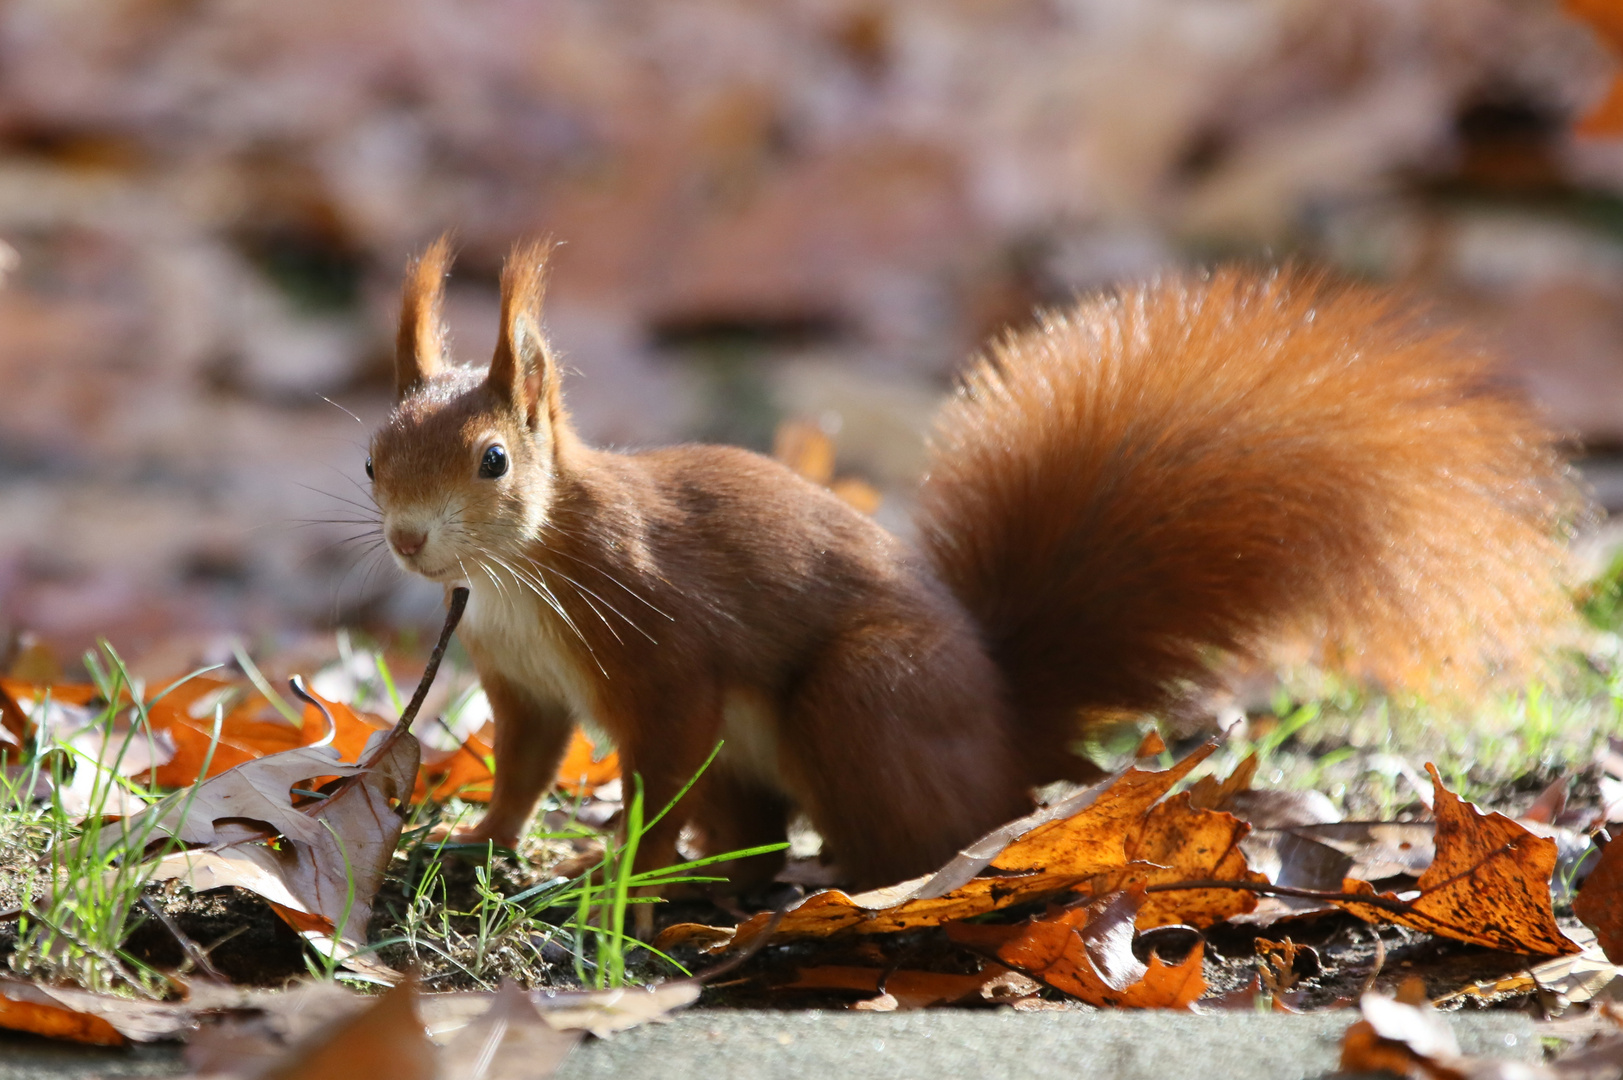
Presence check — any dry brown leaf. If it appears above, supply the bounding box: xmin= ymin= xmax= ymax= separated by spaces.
xmin=247 ymin=978 xmax=435 ymax=1080
xmin=0 ymin=977 xmax=196 ymax=1045
xmin=651 ymin=922 xmax=737 ymax=952
xmin=1186 ymin=752 xmax=1257 ymax=811
xmin=1108 ymin=792 xmax=1264 ymax=927
xmin=1333 ymin=765 xmax=1579 ymax=957
xmin=528 ymin=982 xmax=700 ymax=1037
xmin=120 ymin=733 xmax=418 ymax=963
xmin=1133 ymin=729 xmax=1168 ymax=757
xmin=1340 ymin=990 xmax=1463 ymax=1079
xmin=184 ymin=981 xmax=368 ymax=1074
xmin=1291 ymin=820 xmax=1436 ymax=880
xmin=722 ymin=745 xmax=1217 ymax=950
xmin=438 ymin=981 xmax=581 ymax=1080
xmin=783 ymin=965 xmax=1012 ymax=1010
xmin=1575 ymin=834 xmax=1623 ymax=963
xmin=985 ymin=890 xmax=1206 ymax=1009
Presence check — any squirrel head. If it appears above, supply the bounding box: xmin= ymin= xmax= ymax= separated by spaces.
xmin=368 ymin=236 xmax=570 ymax=585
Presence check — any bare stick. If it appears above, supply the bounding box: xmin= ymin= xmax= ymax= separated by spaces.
xmin=1142 ymin=878 xmax=1416 ymax=916
xmin=365 ymin=586 xmax=469 ymax=765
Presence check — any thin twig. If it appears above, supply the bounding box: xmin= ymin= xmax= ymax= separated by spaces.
xmin=366 ymin=586 xmax=469 ymax=765
xmin=139 ymin=895 xmax=224 ymax=980
xmin=678 ymin=903 xmax=790 ymax=987
xmin=1142 ymin=878 xmax=1416 ymax=916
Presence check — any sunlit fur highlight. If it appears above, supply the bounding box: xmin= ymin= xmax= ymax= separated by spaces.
xmin=917 ymin=267 xmax=1583 ymax=778
xmin=395 ymin=234 xmax=452 ymax=398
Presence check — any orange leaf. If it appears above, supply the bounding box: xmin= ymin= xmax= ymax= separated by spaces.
xmin=724 ymin=745 xmax=1217 ymax=951
xmin=554 ymin=729 xmax=619 ymax=796
xmin=416 ymin=732 xmax=496 ymax=803
xmin=1565 ymin=0 xmax=1623 ymax=135
xmin=1333 ymin=764 xmax=1580 ymax=956
xmin=0 ymin=984 xmax=123 ymax=1046
xmin=1108 ymin=792 xmax=1263 ymax=927
xmin=0 ymin=977 xmax=194 ymax=1045
xmin=1576 ymin=836 xmax=1623 ymax=963
xmin=784 ymin=966 xmax=1010 ymax=1009
xmin=990 ymin=890 xmax=1206 ymax=1009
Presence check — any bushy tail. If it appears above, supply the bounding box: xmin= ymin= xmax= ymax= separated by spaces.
xmin=916 ymin=268 xmax=1584 ymax=779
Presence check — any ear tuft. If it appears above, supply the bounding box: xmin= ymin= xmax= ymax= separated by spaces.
xmin=396 ymin=234 xmax=454 ymax=400
xmin=489 ymin=239 xmax=563 ymax=431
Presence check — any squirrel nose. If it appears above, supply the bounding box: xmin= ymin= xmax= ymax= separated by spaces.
xmin=389 ymin=527 xmax=428 ymax=557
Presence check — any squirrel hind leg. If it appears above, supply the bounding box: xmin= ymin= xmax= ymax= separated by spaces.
xmin=776 ymin=622 xmax=1031 ymax=889
xmin=684 ymin=770 xmax=792 ymax=895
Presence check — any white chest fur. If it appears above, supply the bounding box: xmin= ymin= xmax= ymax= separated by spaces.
xmin=459 ymin=577 xmax=784 ymax=790
xmin=461 ymin=577 xmax=602 ymax=731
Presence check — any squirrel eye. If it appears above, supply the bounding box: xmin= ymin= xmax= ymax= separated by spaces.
xmin=479 ymin=445 xmax=508 ymax=479
xmin=365 ymin=456 xmax=374 ymax=480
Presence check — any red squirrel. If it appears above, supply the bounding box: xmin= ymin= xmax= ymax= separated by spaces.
xmin=367 ymin=237 xmax=1581 ymax=889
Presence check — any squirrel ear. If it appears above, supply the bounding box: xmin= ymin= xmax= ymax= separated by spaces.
xmin=396 ymin=235 xmax=453 ymax=400
xmin=489 ymin=240 xmax=562 ymax=432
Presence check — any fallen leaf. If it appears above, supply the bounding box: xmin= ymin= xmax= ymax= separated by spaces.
xmin=117 ymin=733 xmax=419 ymax=963
xmin=231 ymin=978 xmax=435 ymax=1080
xmin=783 ymin=965 xmax=1013 ymax=1009
xmin=0 ymin=977 xmax=196 ymax=1045
xmin=1186 ymin=753 xmax=1257 ymax=811
xmin=184 ymin=981 xmax=367 ymax=1073
xmin=1567 ymin=0 xmax=1623 ymax=136
xmin=1575 ymin=834 xmax=1623 ymax=963
xmin=528 ymin=982 xmax=700 ymax=1037
xmin=724 ymin=745 xmax=1217 ymax=950
xmin=1233 ymin=829 xmax=1355 ymax=922
xmin=1340 ymin=989 xmax=1462 ymax=1077
xmin=1333 ymin=764 xmax=1579 ymax=957
xmin=978 ymin=890 xmax=1206 ymax=1009
xmin=652 ymin=923 xmax=738 ymax=952
xmin=417 ymin=730 xmax=496 ymax=803
xmin=438 ymin=981 xmax=581 ymax=1080
xmin=1108 ymin=792 xmax=1264 ymax=927
xmin=553 ymin=729 xmax=619 ymax=797
xmin=1289 ymin=820 xmax=1436 ymax=880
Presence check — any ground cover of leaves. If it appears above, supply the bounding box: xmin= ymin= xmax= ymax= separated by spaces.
xmin=3 ymin=615 xmax=1623 ymax=1080
xmin=7 ymin=487 xmax=1623 ymax=1074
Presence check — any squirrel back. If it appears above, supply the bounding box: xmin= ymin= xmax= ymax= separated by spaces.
xmin=918 ymin=267 xmax=1582 ymax=780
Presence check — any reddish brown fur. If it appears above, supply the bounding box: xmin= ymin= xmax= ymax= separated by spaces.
xmin=918 ymin=268 xmax=1581 ymax=781
xmin=369 ymin=247 xmax=1581 ymax=890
